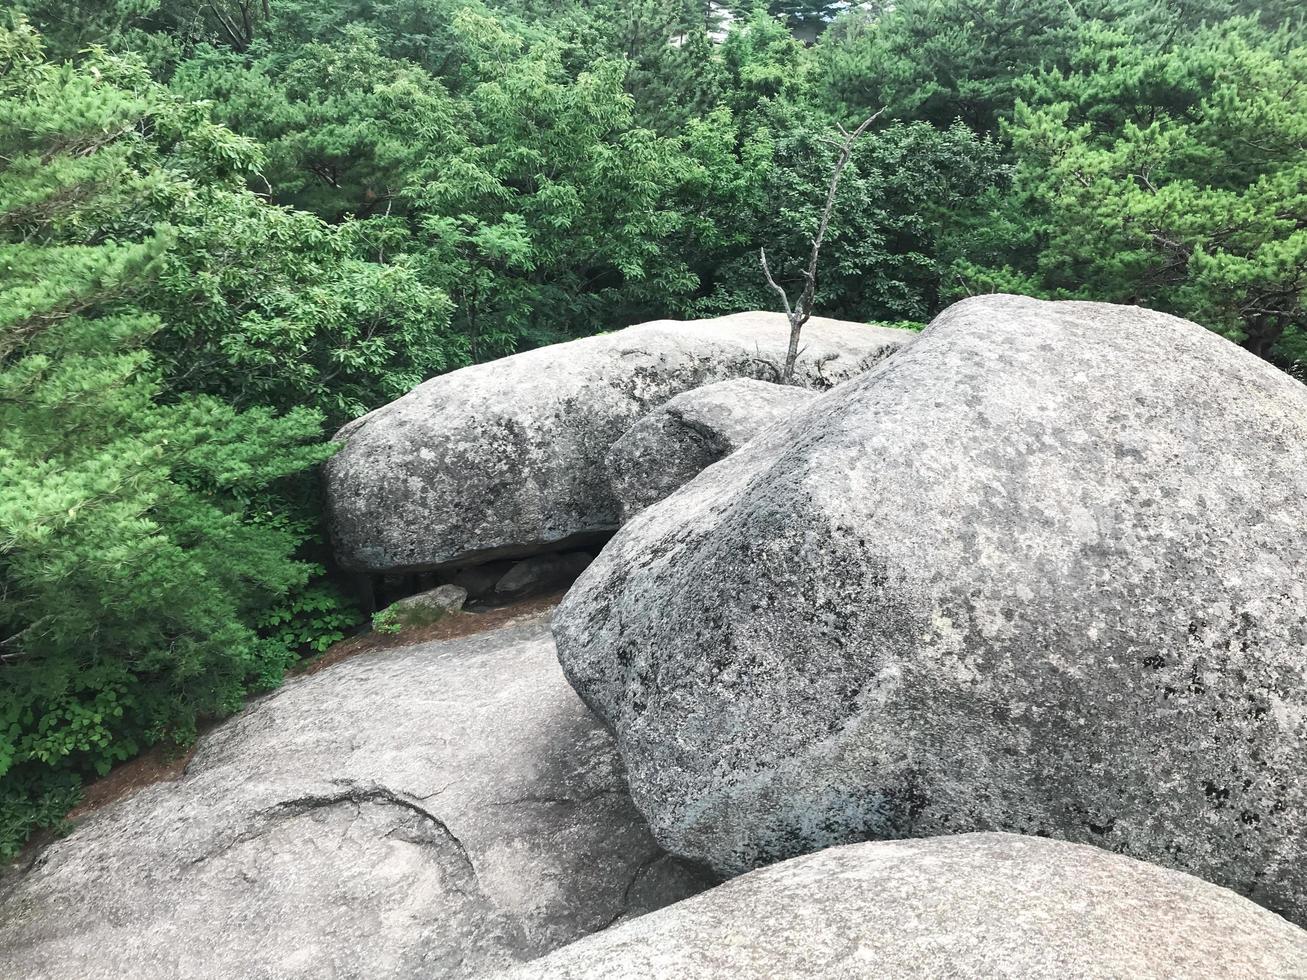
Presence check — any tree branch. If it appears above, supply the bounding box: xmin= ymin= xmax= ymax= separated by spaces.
xmin=758 ymin=246 xmax=794 ymax=320
xmin=758 ymin=107 xmax=885 ymax=383
xmin=208 ymin=2 xmax=249 ymax=51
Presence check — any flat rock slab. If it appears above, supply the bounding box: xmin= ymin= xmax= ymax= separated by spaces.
xmin=507 ymin=834 xmax=1307 ymax=979
xmin=605 ymin=378 xmax=819 ymax=520
xmin=0 ymin=614 xmax=708 ymax=979
xmin=555 ymin=294 xmax=1307 ymax=923
xmin=324 ymin=312 xmax=907 ymax=574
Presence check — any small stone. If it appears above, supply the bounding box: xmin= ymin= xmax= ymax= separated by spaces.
xmin=387 ymin=583 xmax=467 ymax=626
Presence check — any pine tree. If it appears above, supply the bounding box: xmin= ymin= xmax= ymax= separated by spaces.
xmin=0 ymin=18 xmax=336 ymax=855
xmin=956 ymin=15 xmax=1307 ymax=365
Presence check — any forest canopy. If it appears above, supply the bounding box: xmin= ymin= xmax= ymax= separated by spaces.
xmin=2 ymin=0 xmax=1304 ymax=854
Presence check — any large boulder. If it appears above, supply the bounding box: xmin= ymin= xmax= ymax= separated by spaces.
xmin=0 ymin=614 xmax=709 ymax=980
xmin=507 ymin=834 xmax=1307 ymax=979
xmin=553 ymin=295 xmax=1307 ymax=922
xmin=324 ymin=313 xmax=907 ymax=574
xmin=604 ymin=378 xmax=819 ymax=520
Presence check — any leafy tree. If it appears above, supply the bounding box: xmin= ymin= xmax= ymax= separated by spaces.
xmin=0 ymin=18 xmax=459 ymax=854
xmin=612 ymin=0 xmax=728 ymax=132
xmin=147 ymin=196 xmax=458 ymax=424
xmin=816 ymin=0 xmax=1306 ymax=132
xmin=956 ymin=16 xmax=1307 ymax=364
xmin=9 ymin=0 xmax=161 ymax=57
xmin=681 ymin=101 xmax=1004 ymax=323
xmin=172 ymin=31 xmax=458 ymax=219
xmin=769 ymin=0 xmax=845 ymax=42
xmin=401 ymin=12 xmax=697 ymax=356
xmin=66 ymin=26 xmax=463 ymax=424
xmin=718 ymin=8 xmax=813 ymax=113
xmin=815 ymin=0 xmax=1084 ymax=131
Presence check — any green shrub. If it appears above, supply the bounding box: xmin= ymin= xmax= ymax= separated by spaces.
xmin=370 ymin=608 xmax=404 ymax=636
xmin=258 ymin=580 xmax=367 ymax=659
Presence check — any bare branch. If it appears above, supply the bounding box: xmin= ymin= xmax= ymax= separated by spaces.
xmin=0 ymin=620 xmax=42 ymax=664
xmin=758 ymin=246 xmax=794 ymax=321
xmin=806 ymin=108 xmax=886 ymax=282
xmin=207 ymin=1 xmax=249 ymax=51
xmin=757 ymin=107 xmax=886 ymax=383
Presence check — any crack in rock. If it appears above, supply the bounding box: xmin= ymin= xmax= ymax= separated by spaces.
xmin=487 ymin=788 xmax=627 ymax=808
xmin=187 ymin=783 xmax=481 ymax=891
xmin=596 ymin=849 xmax=668 ymax=932
xmin=664 ymin=408 xmax=733 ymax=458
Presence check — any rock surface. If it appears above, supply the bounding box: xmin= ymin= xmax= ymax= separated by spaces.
xmin=387 ymin=583 xmax=467 ymax=625
xmin=554 ymin=295 xmax=1307 ymax=922
xmin=506 ymin=834 xmax=1307 ymax=979
xmin=495 ymin=552 xmax=594 ymax=600
xmin=0 ymin=613 xmax=709 ymax=980
xmin=605 ymin=378 xmax=819 ymax=520
xmin=325 ymin=312 xmax=907 ymax=574
xmin=448 ymin=560 xmax=515 ymax=600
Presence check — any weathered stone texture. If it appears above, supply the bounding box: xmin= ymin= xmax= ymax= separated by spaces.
xmin=325 ymin=313 xmax=906 ymax=573
xmin=604 ymin=378 xmax=818 ymax=520
xmin=508 ymin=834 xmax=1307 ymax=979
xmin=555 ymin=295 xmax=1307 ymax=923
xmin=0 ymin=615 xmax=708 ymax=979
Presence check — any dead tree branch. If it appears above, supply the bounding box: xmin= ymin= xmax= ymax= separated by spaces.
xmin=760 ymin=107 xmax=885 ymax=383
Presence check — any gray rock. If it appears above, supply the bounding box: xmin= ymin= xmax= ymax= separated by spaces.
xmin=605 ymin=378 xmax=819 ymax=520
xmin=448 ymin=561 xmax=515 ymax=600
xmin=507 ymin=834 xmax=1307 ymax=979
xmin=553 ymin=294 xmax=1307 ymax=923
xmin=496 ymin=552 xmax=593 ymax=601
xmin=0 ymin=614 xmax=710 ymax=980
xmin=387 ymin=583 xmax=467 ymax=626
xmin=324 ymin=312 xmax=907 ymax=574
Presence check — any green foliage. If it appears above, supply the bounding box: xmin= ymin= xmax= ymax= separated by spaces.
xmin=370 ymin=601 xmax=447 ymax=634
xmin=718 ymin=10 xmax=812 ymax=112
xmin=0 ymin=19 xmax=377 ymax=856
xmin=4 ymin=0 xmax=1305 ymax=857
xmin=816 ymin=0 xmax=1084 ymax=131
xmin=257 ymin=579 xmax=366 ymax=657
xmin=0 ymin=771 xmax=80 ymax=858
xmin=680 ymin=104 xmax=1004 ymax=322
xmin=170 ymin=30 xmax=459 ymax=219
xmin=401 ymin=15 xmax=699 ymax=355
xmin=148 ymin=195 xmax=459 ymax=423
xmin=370 ymin=607 xmax=403 ymax=635
xmin=955 ymin=15 xmax=1307 ymax=364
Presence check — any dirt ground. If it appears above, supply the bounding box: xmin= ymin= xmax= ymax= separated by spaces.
xmin=296 ymin=590 xmax=564 ymax=675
